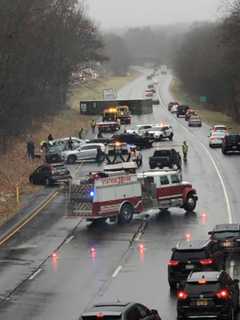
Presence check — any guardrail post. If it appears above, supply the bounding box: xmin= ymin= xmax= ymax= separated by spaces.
xmin=16 ymin=184 xmax=20 ymax=205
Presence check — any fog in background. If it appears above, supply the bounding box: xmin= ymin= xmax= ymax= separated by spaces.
xmin=87 ymin=0 xmax=223 ymax=29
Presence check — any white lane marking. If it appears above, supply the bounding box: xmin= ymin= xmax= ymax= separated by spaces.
xmin=229 ymin=260 xmax=235 ymax=278
xmin=112 ymin=265 xmax=122 ymax=278
xmin=158 ymin=92 xmax=232 ymax=223
xmin=29 ymin=268 xmax=42 ymax=280
xmin=135 ymin=233 xmax=142 ymax=242
xmin=65 ymin=235 xmax=74 ymax=244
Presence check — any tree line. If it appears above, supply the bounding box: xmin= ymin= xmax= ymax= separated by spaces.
xmin=174 ymin=0 xmax=240 ymax=120
xmin=0 ymin=0 xmax=104 ymax=151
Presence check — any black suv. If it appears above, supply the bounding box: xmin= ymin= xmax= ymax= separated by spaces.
xmin=168 ymin=240 xmax=225 ymax=289
xmin=112 ymin=133 xmax=154 ymax=149
xmin=149 ymin=149 xmax=181 ymax=169
xmin=177 ymin=105 xmax=189 ymax=118
xmin=80 ymin=302 xmax=162 ymax=320
xmin=222 ymin=134 xmax=240 ymax=154
xmin=177 ymin=271 xmax=239 ymax=320
xmin=209 ymin=224 xmax=240 ymax=253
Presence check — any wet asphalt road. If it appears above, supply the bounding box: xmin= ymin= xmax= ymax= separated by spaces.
xmin=0 ymin=68 xmax=240 ymax=320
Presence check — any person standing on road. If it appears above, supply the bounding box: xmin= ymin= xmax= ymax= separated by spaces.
xmin=90 ymin=119 xmax=96 ymax=133
xmin=182 ymin=141 xmax=189 ymax=161
xmin=27 ymin=136 xmax=35 ymax=160
xmin=68 ymin=136 xmax=74 ymax=150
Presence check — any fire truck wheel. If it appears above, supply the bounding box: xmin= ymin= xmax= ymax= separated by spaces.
xmin=184 ymin=193 xmax=197 ymax=212
xmin=67 ymin=155 xmax=77 ymax=164
xmin=118 ymin=203 xmax=134 ymax=224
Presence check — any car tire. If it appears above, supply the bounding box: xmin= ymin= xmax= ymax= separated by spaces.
xmin=118 ymin=203 xmax=134 ymax=224
xmin=222 ymin=149 xmax=228 ymax=155
xmin=169 ymin=134 xmax=173 ymax=141
xmin=184 ymin=193 xmax=197 ymax=212
xmin=67 ymin=155 xmax=77 ymax=164
xmin=149 ymin=164 xmax=155 ymax=169
xmin=177 ymin=114 xmax=179 ymax=118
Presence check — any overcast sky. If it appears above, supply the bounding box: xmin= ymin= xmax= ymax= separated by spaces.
xmin=86 ymin=0 xmax=223 ymax=29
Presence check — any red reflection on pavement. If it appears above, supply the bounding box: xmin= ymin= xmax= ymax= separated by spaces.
xmin=90 ymin=247 xmax=96 ymax=261
xmin=51 ymin=251 xmax=59 ymax=272
xmin=185 ymin=233 xmax=191 ymax=241
xmin=200 ymin=212 xmax=208 ymax=225
xmin=138 ymin=243 xmax=145 ymax=263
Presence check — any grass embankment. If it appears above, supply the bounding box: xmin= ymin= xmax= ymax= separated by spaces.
xmin=68 ymin=73 xmax=138 ymax=111
xmin=0 ymin=72 xmax=138 ymax=225
xmin=170 ymin=78 xmax=240 ymax=132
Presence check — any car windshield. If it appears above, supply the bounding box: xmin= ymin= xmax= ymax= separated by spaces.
xmin=173 ymin=250 xmax=207 ymax=260
xmin=185 ymin=282 xmax=220 ymax=295
xmin=154 ymin=150 xmax=170 ymax=157
xmin=212 ymin=231 xmax=240 ymax=240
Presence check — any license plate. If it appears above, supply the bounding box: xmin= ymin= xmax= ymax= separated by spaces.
xmin=196 ymin=299 xmax=208 ymax=306
xmin=185 ymin=264 xmax=194 ymax=270
xmin=233 ymin=146 xmax=237 ymax=149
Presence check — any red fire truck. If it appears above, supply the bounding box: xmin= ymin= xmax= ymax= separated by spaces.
xmin=68 ymin=170 xmax=198 ymax=224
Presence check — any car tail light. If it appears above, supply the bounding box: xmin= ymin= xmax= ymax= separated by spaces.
xmin=168 ymin=260 xmax=179 ymax=267
xmin=177 ymin=290 xmax=189 ymax=300
xmin=200 ymin=258 xmax=214 ymax=265
xmin=216 ymin=289 xmax=230 ymax=300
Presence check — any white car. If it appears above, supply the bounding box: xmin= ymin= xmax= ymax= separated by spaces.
xmin=50 ymin=137 xmax=85 ymax=149
xmin=148 ymin=125 xmax=174 ymax=141
xmin=209 ymin=125 xmax=228 ymax=136
xmin=127 ymin=124 xmax=154 ymax=135
xmin=62 ymin=143 xmax=105 ymax=164
xmin=209 ymin=131 xmax=226 ymax=148
xmin=188 ymin=115 xmax=202 ymax=127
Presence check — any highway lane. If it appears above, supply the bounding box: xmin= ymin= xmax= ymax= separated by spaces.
xmin=0 ymin=69 xmax=240 ymax=320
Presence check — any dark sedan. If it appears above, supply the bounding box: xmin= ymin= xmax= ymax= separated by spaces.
xmin=80 ymin=302 xmax=161 ymax=320
xmin=29 ymin=163 xmax=71 ymax=186
xmin=112 ymin=133 xmax=154 ymax=149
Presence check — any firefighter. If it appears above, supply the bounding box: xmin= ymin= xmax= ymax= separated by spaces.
xmin=130 ymin=145 xmax=142 ymax=167
xmin=182 ymin=141 xmax=188 ymax=161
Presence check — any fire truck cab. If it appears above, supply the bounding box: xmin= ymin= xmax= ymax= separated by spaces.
xmin=138 ymin=170 xmax=198 ymax=212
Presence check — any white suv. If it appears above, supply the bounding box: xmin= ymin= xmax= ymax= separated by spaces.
xmin=62 ymin=143 xmax=105 ymax=164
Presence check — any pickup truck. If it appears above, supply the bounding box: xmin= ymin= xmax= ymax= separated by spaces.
xmin=149 ymin=149 xmax=181 ymax=170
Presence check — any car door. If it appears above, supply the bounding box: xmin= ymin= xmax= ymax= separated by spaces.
xmin=79 ymin=145 xmax=96 ymax=160
xmin=37 ymin=166 xmax=50 ymax=184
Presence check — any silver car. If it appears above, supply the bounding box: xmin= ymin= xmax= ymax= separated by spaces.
xmin=62 ymin=143 xmax=105 ymax=164
xmin=188 ymin=115 xmax=202 ymax=127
